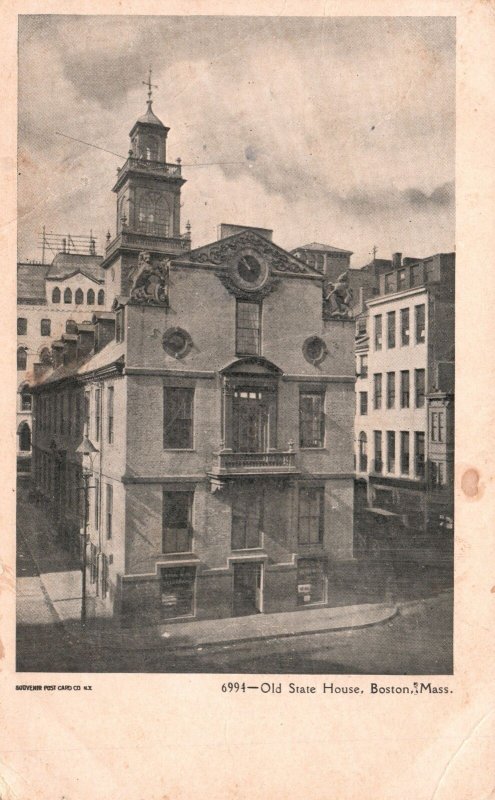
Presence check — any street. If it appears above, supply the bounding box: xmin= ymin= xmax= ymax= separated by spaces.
xmin=16 ymin=481 xmax=453 ymax=675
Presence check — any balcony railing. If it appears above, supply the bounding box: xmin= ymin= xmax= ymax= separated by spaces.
xmin=211 ymin=449 xmax=297 ymax=475
xmin=105 ymin=230 xmax=191 ymax=260
xmin=118 ymin=156 xmax=182 ymax=178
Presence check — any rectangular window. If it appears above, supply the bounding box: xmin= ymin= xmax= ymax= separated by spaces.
xmin=374 ymin=315 xmax=382 ymax=351
xmin=415 ymin=432 xmax=425 ymax=478
xmin=415 ymin=304 xmax=426 ymax=343
xmin=95 ymin=477 xmax=100 ymax=530
xmin=95 ymin=388 xmax=101 ymax=442
xmin=299 ymin=391 xmax=325 ymax=448
xmin=386 ymin=372 xmax=395 ymax=409
xmin=400 ymin=308 xmax=410 ymax=346
xmin=373 ymin=373 xmax=382 ymax=409
xmin=431 ymin=461 xmax=446 ymax=488
xmin=163 ymin=387 xmax=194 ymax=449
xmin=359 ymin=391 xmax=368 ymax=415
xmin=40 ymin=319 xmax=51 ymax=336
xmin=106 ymin=484 xmax=113 ymax=539
xmin=397 ymin=269 xmax=406 ymax=291
xmin=232 ymin=486 xmax=262 ymax=550
xmin=162 ymin=491 xmax=193 ymax=553
xmin=400 ymin=431 xmax=410 ymax=475
xmin=415 ymin=369 xmax=425 ymax=407
xmin=400 ymin=371 xmax=410 ymax=408
xmin=431 ymin=412 xmax=439 ymax=441
xmin=358 ymin=354 xmax=368 ymax=378
xmin=115 ymin=308 xmax=125 ymax=343
xmin=17 ymin=318 xmax=27 ymax=336
xmin=374 ymin=431 xmax=383 ymax=474
xmin=387 ymin=311 xmax=396 ymax=348
xmin=84 ymin=392 xmax=90 ymax=435
xmin=161 ymin=566 xmax=196 ymax=620
xmin=387 ymin=431 xmax=395 ymax=473
xmin=438 ymin=412 xmax=445 ymax=442
xmin=107 ymin=386 xmax=114 ymax=444
xmin=298 ymin=487 xmax=324 ymax=545
xmin=236 ymin=301 xmax=261 ymax=355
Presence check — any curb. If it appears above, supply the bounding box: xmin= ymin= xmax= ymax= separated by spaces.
xmin=156 ymin=605 xmax=400 ymax=652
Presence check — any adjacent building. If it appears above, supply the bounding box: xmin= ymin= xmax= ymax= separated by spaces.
xmin=354 ymin=252 xmax=455 ymax=554
xmin=17 ymin=246 xmax=110 ymax=472
xmin=29 ymin=98 xmax=356 ymax=623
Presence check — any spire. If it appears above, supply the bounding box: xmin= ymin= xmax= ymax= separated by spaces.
xmin=142 ymin=65 xmax=158 ymax=112
xmin=135 ymin=66 xmax=165 ymax=128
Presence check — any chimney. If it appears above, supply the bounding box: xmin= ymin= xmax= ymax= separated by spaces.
xmin=51 ymin=341 xmax=64 ymax=368
xmin=62 ymin=334 xmax=78 ymax=366
xmin=93 ymin=313 xmax=116 ymax=352
xmin=33 ymin=362 xmax=50 ymax=382
xmin=392 ymin=252 xmax=402 ymax=269
xmin=77 ymin=324 xmax=96 ymax=360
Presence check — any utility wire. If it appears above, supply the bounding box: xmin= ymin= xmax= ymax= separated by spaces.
xmin=55 ymin=131 xmax=246 ymax=168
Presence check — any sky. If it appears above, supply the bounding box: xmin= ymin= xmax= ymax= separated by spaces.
xmin=18 ymin=15 xmax=455 ymax=267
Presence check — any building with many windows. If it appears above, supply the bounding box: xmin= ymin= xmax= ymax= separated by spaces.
xmin=354 ymin=251 xmax=455 ymax=554
xmin=17 ymin=247 xmax=111 ymax=472
xmin=29 ymin=98 xmax=356 ymax=623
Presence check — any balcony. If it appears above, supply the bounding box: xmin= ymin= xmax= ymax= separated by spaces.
xmin=208 ymin=447 xmax=299 ymax=490
xmin=104 ymin=230 xmax=191 ymax=261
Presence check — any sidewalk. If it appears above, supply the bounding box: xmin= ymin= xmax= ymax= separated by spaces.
xmin=17 ymin=485 xmax=398 ymax=653
xmin=157 ymin=602 xmax=398 ymax=650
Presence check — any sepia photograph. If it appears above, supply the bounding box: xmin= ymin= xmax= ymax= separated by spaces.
xmin=16 ymin=14 xmax=455 ymax=674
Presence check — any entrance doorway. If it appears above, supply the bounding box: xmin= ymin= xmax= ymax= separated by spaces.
xmin=232 ymin=561 xmax=263 ymax=616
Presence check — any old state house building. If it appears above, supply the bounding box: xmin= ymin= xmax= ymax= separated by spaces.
xmin=30 ymin=98 xmax=356 ymax=623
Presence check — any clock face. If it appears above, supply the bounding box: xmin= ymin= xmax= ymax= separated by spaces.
xmin=232 ymin=253 xmax=269 ymax=290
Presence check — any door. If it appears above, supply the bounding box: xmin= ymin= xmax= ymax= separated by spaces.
xmin=233 ymin=562 xmax=263 ymax=616
xmin=233 ymin=389 xmax=268 ymax=452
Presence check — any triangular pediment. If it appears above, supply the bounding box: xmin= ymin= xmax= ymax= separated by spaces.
xmin=182 ymin=230 xmax=322 ymax=277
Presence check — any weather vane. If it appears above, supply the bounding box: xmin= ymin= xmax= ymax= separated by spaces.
xmin=142 ymin=65 xmax=158 ymax=103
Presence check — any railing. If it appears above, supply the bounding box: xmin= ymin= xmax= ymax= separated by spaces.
xmin=212 ymin=450 xmax=297 ymax=474
xmin=118 ymin=157 xmax=182 ymax=178
xmin=105 ymin=230 xmax=191 ymax=260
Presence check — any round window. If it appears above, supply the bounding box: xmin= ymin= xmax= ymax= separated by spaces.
xmin=302 ymin=336 xmax=327 ymax=366
xmin=162 ymin=327 xmax=193 ymax=359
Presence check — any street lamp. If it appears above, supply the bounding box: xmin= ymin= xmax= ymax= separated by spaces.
xmin=76 ymin=435 xmax=99 ymax=625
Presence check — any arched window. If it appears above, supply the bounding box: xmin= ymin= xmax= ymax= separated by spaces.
xmin=40 ymin=347 xmax=52 ymax=366
xmin=18 ymin=422 xmax=31 ymax=452
xmin=87 ymin=289 xmax=95 ymax=305
xmin=66 ymin=319 xmax=77 ymax=334
xmin=142 ymin=135 xmax=159 ymax=161
xmin=20 ymin=386 xmax=32 ymax=411
xmin=17 ymin=347 xmax=27 ymax=370
xmin=75 ymin=288 xmax=84 ymax=305
xmin=97 ymin=289 xmax=105 ymax=306
xmin=52 ymin=287 xmax=61 ymax=303
xmin=358 ymin=432 xmax=368 ymax=473
xmin=136 ymin=191 xmax=168 ymax=237
xmin=64 ymin=288 xmax=72 ymax=304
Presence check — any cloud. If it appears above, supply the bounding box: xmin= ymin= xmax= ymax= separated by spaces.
xmin=17 ymin=16 xmax=455 ymax=266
